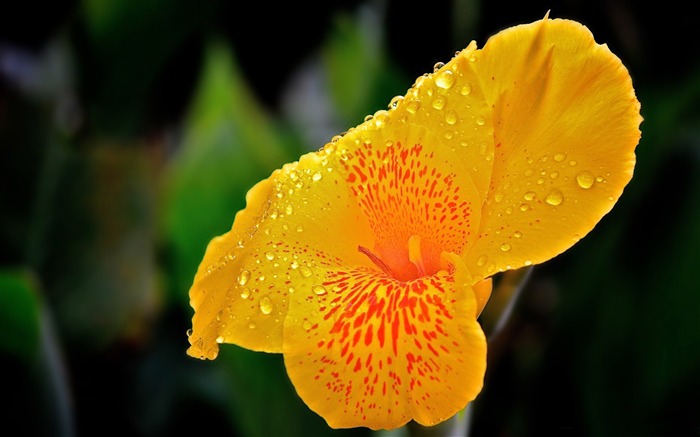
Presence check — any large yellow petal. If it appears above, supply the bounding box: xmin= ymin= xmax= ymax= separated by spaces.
xmin=283 ymin=252 xmax=486 ymax=430
xmin=390 ymin=40 xmax=495 ymax=202
xmin=187 ymin=152 xmax=375 ymax=358
xmin=464 ymin=17 xmax=642 ymax=279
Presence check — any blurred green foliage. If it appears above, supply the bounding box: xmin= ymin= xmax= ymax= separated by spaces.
xmin=1 ymin=1 xmax=699 ymax=436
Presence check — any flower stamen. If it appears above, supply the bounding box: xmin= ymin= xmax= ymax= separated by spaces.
xmin=408 ymin=234 xmax=427 ymax=277
xmin=358 ymin=245 xmax=395 ymax=277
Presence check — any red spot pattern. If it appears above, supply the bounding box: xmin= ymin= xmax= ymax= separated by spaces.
xmin=340 ymin=140 xmax=473 ymax=280
xmin=291 ymin=264 xmax=472 ymax=426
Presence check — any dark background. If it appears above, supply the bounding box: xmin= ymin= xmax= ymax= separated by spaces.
xmin=2 ymin=1 xmax=699 ymax=436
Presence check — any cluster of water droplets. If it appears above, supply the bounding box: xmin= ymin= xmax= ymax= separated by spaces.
xmin=472 ymin=150 xmax=613 ymax=272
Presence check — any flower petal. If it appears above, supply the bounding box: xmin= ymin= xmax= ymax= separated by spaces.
xmin=337 ymin=122 xmax=483 ymax=281
xmin=464 ymin=17 xmax=642 ymax=279
xmin=187 ymin=152 xmax=376 ymax=358
xmin=283 ymin=252 xmax=486 ymax=430
xmin=392 ymin=40 xmax=496 ymax=202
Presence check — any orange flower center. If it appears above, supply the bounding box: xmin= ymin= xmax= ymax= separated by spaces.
xmin=358 ymin=234 xmax=435 ymax=281
xmin=343 ymin=139 xmax=474 ymax=282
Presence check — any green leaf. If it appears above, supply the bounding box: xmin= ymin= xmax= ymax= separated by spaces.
xmin=163 ymin=40 xmax=297 ymax=305
xmin=0 ymin=268 xmax=41 ymax=361
xmin=322 ymin=10 xmax=407 ymax=126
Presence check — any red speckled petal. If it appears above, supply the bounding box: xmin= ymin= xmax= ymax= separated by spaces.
xmin=283 ymin=253 xmax=486 ymax=430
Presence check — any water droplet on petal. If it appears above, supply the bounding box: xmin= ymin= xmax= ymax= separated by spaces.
xmin=406 ymin=100 xmax=420 ymax=114
xmin=248 ymin=322 xmax=256 ymax=329
xmin=460 ymin=83 xmax=472 ymax=95
xmin=435 ymin=70 xmax=455 ymax=89
xmin=312 ymin=171 xmax=323 ymax=181
xmin=524 ymin=260 xmax=533 ymax=266
xmin=477 ymin=255 xmax=487 ymax=266
xmin=445 ymin=110 xmax=457 ymax=125
xmin=285 ymin=204 xmax=294 ymax=215
xmin=389 ymin=95 xmax=403 ymax=109
xmin=259 ymin=297 xmax=273 ymax=315
xmin=265 ymin=252 xmax=275 ymax=261
xmin=576 ymin=171 xmax=595 ymax=189
xmin=215 ymin=336 xmax=224 ymax=344
xmin=524 ymin=191 xmax=536 ymax=201
xmin=553 ymin=153 xmax=566 ymax=162
xmin=513 ymin=231 xmax=522 ymax=238
xmin=303 ymin=320 xmax=313 ymax=331
xmin=237 ymin=270 xmax=250 ymax=286
xmin=432 ymin=95 xmax=446 ymax=110
xmin=433 ymin=61 xmax=445 ymax=72
xmin=500 ymin=243 xmax=511 ymax=252
xmin=186 ymin=329 xmax=193 ymax=337
xmin=475 ymin=115 xmax=486 ymax=125
xmin=545 ymin=189 xmax=564 ymax=206
xmin=313 ymin=285 xmax=327 ymax=295
xmin=240 ymin=288 xmax=251 ymax=299
xmin=296 ymin=225 xmax=304 ymax=232
xmin=300 ymin=266 xmax=313 ymax=278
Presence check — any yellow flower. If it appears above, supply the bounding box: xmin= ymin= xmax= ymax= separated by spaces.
xmin=186 ymin=16 xmax=641 ymax=430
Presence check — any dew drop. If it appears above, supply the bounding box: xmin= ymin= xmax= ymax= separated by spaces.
xmin=435 ymin=70 xmax=455 ymax=89
xmin=524 ymin=260 xmax=533 ymax=266
xmin=313 ymin=285 xmax=327 ymax=295
xmin=477 ymin=255 xmax=487 ymax=266
xmin=296 ymin=225 xmax=304 ymax=233
xmin=494 ymin=193 xmax=504 ymax=203
xmin=303 ymin=320 xmax=313 ymax=331
xmin=300 ymin=266 xmax=313 ymax=278
xmin=520 ymin=203 xmax=530 ymax=212
xmin=259 ymin=297 xmax=273 ymax=315
xmin=475 ymin=115 xmax=486 ymax=126
xmin=432 ymin=95 xmax=446 ymax=110
xmin=576 ymin=171 xmax=595 ymax=189
xmin=237 ymin=270 xmax=250 ymax=286
xmin=513 ymin=231 xmax=522 ymax=238
xmin=553 ymin=153 xmax=566 ymax=162
xmin=288 ymin=286 xmax=296 ymax=294
xmin=433 ymin=61 xmax=445 ymax=72
xmin=285 ymin=204 xmax=294 ymax=215
xmin=460 ymin=83 xmax=472 ymax=95
xmin=406 ymin=100 xmax=420 ymax=114
xmin=389 ymin=95 xmax=403 ymax=109
xmin=445 ymin=110 xmax=457 ymax=125
xmin=524 ymin=191 xmax=536 ymax=201
xmin=186 ymin=328 xmax=193 ymax=337
xmin=500 ymin=243 xmax=511 ymax=252
xmin=545 ymin=189 xmax=564 ymax=206
xmin=312 ymin=171 xmax=323 ymax=182
xmin=240 ymin=288 xmax=251 ymax=299
xmin=248 ymin=322 xmax=256 ymax=329
xmin=265 ymin=252 xmax=275 ymax=261
xmin=290 ymin=260 xmax=299 ymax=269
xmin=269 ymin=209 xmax=279 ymax=219
xmin=215 ymin=336 xmax=224 ymax=344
